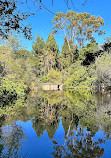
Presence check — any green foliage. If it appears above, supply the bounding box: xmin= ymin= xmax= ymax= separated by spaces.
xmin=15 ymin=48 xmax=30 ymax=59
xmin=60 ymin=37 xmax=70 ymax=68
xmin=64 ymin=61 xmax=97 ymax=90
xmin=40 ymin=69 xmax=63 ymax=83
xmin=0 ymin=77 xmax=27 ymax=98
xmin=32 ymin=34 xmax=45 ymax=55
xmin=104 ymin=36 xmax=111 ymax=43
xmin=95 ymin=52 xmax=111 ymax=91
xmin=60 ymin=37 xmax=79 ymax=69
xmin=0 ymin=11 xmax=110 ymax=105
xmin=45 ymin=33 xmax=60 ymax=71
xmin=80 ymin=42 xmax=99 ymax=55
xmin=79 ymin=41 xmax=103 ymax=65
xmin=32 ymin=34 xmax=46 ymax=76
xmin=64 ymin=65 xmax=87 ymax=89
xmin=0 ymin=0 xmax=32 ymax=39
xmin=46 ymin=33 xmax=58 ymax=51
xmin=4 ymin=34 xmax=21 ymax=54
xmin=52 ymin=11 xmax=105 ymax=48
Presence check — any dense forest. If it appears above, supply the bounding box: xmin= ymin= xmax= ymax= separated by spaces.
xmin=0 ymin=11 xmax=111 ymax=108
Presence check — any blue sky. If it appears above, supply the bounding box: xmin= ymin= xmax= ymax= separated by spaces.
xmin=18 ymin=0 xmax=111 ymax=51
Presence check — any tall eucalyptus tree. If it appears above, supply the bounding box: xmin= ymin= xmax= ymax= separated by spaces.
xmin=52 ymin=11 xmax=105 ymax=48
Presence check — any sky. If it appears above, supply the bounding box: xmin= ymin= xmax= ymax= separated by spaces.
xmin=17 ymin=0 xmax=111 ymax=51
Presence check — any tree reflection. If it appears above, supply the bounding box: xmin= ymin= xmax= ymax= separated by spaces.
xmin=0 ymin=121 xmax=27 ymax=158
xmin=25 ymin=91 xmax=111 ymax=157
xmin=32 ymin=97 xmax=60 ymax=139
xmin=0 ymin=91 xmax=111 ymax=157
xmin=52 ymin=125 xmax=105 ymax=158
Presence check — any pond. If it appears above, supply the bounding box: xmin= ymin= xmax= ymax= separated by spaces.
xmin=0 ymin=91 xmax=111 ymax=158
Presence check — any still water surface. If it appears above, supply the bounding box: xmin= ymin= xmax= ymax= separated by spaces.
xmin=0 ymin=91 xmax=111 ymax=158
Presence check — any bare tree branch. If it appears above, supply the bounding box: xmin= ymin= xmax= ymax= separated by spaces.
xmin=82 ymin=0 xmax=87 ymax=6
xmin=71 ymin=0 xmax=78 ymax=11
xmin=36 ymin=0 xmax=56 ymax=15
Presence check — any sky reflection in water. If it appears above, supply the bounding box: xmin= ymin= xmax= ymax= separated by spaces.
xmin=0 ymin=91 xmax=111 ymax=158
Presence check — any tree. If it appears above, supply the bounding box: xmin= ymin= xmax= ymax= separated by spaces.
xmin=80 ymin=41 xmax=103 ymax=66
xmin=32 ymin=34 xmax=45 ymax=55
xmin=52 ymin=11 xmax=105 ymax=48
xmin=0 ymin=0 xmax=33 ymax=39
xmin=61 ymin=37 xmax=70 ymax=69
xmin=1 ymin=122 xmax=26 ymax=158
xmin=103 ymin=37 xmax=111 ymax=54
xmin=60 ymin=36 xmax=79 ymax=70
xmin=45 ymin=33 xmax=59 ymax=72
xmin=32 ymin=34 xmax=46 ymax=76
xmin=3 ymin=34 xmax=22 ymax=54
xmin=0 ymin=0 xmax=87 ymax=40
xmin=95 ymin=52 xmax=111 ymax=92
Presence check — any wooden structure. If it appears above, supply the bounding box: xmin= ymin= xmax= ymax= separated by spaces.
xmin=42 ymin=83 xmax=62 ymax=91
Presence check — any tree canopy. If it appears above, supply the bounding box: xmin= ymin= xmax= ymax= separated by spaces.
xmin=52 ymin=11 xmax=105 ymax=49
xmin=0 ymin=0 xmax=34 ymax=39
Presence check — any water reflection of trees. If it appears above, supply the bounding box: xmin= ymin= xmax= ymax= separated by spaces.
xmin=0 ymin=120 xmax=27 ymax=158
xmin=30 ymin=91 xmax=111 ymax=157
xmin=1 ymin=91 xmax=111 ymax=157
xmin=32 ymin=94 xmax=61 ymax=139
xmin=52 ymin=127 xmax=105 ymax=158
